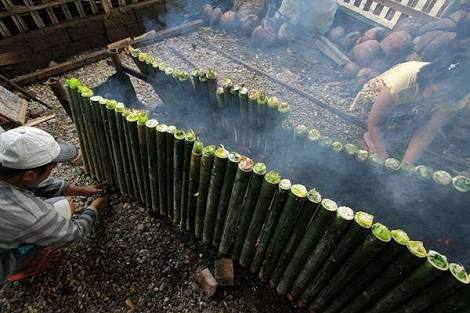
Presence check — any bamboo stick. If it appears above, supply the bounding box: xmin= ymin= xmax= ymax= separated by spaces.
xmin=156 ymin=124 xmax=169 ymax=216
xmin=195 ymin=145 xmax=216 ymax=239
xmin=186 ymin=141 xmax=204 ymax=232
xmin=181 ymin=130 xmax=196 ymax=227
xmin=145 ymin=119 xmax=159 ymax=213
xmin=173 ymin=129 xmax=186 ymax=224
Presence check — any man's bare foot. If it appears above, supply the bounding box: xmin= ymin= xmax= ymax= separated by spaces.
xmin=363 ymin=132 xmax=377 ymax=153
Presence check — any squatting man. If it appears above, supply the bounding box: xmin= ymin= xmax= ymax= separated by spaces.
xmin=0 ymin=127 xmax=107 ymax=281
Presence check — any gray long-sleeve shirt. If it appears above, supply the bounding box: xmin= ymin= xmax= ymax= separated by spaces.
xmin=0 ymin=178 xmax=97 ymax=279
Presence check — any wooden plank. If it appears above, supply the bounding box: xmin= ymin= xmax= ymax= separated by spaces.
xmin=372 ymin=0 xmax=439 ymax=20
xmin=0 ymin=85 xmax=28 ymax=125
xmin=42 ymin=0 xmax=60 ymax=24
xmin=0 ymin=51 xmax=28 ymax=65
xmin=0 ymin=19 xmax=12 ymax=37
xmin=62 ymin=2 xmax=73 ymax=20
xmin=317 ymin=35 xmax=351 ymax=65
xmin=0 ymin=0 xmax=77 ymax=17
xmin=339 ymin=1 xmax=396 ymax=27
xmin=429 ymin=0 xmax=447 ymax=15
xmin=89 ymin=0 xmax=99 ymax=14
xmin=1 ymin=0 xmax=29 ymax=32
xmin=24 ymin=0 xmax=46 ymax=28
xmin=101 ymin=0 xmax=112 ymax=15
xmin=73 ymin=0 xmax=87 ymax=17
xmin=24 ymin=114 xmax=55 ymax=127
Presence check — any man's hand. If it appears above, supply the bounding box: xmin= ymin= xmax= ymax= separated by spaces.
xmin=80 ymin=183 xmax=107 ymax=196
xmin=90 ymin=196 xmax=108 ymax=213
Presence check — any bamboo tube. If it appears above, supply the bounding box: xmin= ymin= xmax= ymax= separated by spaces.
xmin=218 ymin=157 xmax=254 ymax=255
xmin=299 ymin=211 xmax=375 ymax=308
xmin=222 ymin=78 xmax=233 ymax=108
xmin=390 ymin=263 xmax=469 ymax=313
xmin=255 ymin=92 xmax=268 ymax=151
xmin=287 ymin=206 xmax=355 ymax=300
xmin=173 ymin=129 xmax=186 ymax=224
xmin=259 ymin=184 xmax=308 ymax=282
xmin=126 ymin=111 xmax=147 ymax=203
xmin=322 ymin=229 xmax=411 ymax=313
xmin=239 ymin=170 xmax=281 ymax=267
xmin=276 ymin=198 xmax=338 ymax=295
xmin=452 ymin=175 xmax=470 ymax=193
xmin=231 ymin=162 xmax=267 ymax=260
xmin=181 ymin=130 xmax=196 ymax=227
xmin=307 ymin=223 xmax=393 ymax=313
xmin=166 ymin=125 xmax=177 ymax=219
xmin=65 ymin=79 xmax=90 ymax=173
xmin=145 ymin=119 xmax=159 ymax=213
xmin=269 ymin=189 xmax=322 ymax=287
xmin=342 ymin=240 xmax=428 ymax=313
xmin=230 ymin=84 xmax=241 ymax=143
xmin=198 ymin=72 xmax=210 ymax=108
xmin=206 ymin=68 xmax=217 ymax=106
xmin=137 ymin=115 xmax=151 ymax=208
xmin=98 ymin=98 xmax=117 ymax=184
xmin=91 ymin=96 xmax=115 ymax=186
xmin=116 ymin=106 xmax=136 ymax=198
xmin=265 ymin=96 xmax=280 ymax=154
xmin=195 ymin=145 xmax=216 ymax=239
xmin=203 ymin=145 xmax=229 ymax=245
xmin=121 ymin=109 xmax=139 ymax=200
xmin=104 ymin=99 xmax=125 ymax=188
xmin=250 ymin=179 xmax=292 ymax=273
xmin=366 ymin=251 xmax=449 ymax=313
xmin=78 ymin=86 xmax=99 ymax=178
xmin=426 ymin=278 xmax=470 ymax=313
xmin=186 ymin=141 xmax=204 ymax=232
xmin=293 ymin=124 xmax=308 ymax=147
xmin=239 ymin=87 xmax=249 ymax=145
xmin=248 ymin=89 xmax=259 ymax=148
xmin=156 ymin=124 xmax=169 ymax=216
xmin=212 ymin=152 xmax=242 ymax=249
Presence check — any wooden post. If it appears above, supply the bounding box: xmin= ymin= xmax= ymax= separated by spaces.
xmin=101 ymin=0 xmax=112 ymax=16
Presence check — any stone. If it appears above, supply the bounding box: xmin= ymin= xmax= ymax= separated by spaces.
xmin=214 ymin=258 xmax=235 ymax=287
xmin=28 ymin=107 xmax=45 ymax=119
xmin=196 ymin=267 xmax=217 ymax=297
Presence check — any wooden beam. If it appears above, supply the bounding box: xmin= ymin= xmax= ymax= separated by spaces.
xmin=11 ymin=49 xmax=110 ymax=86
xmin=11 ymin=20 xmax=205 ymax=85
xmin=24 ymin=114 xmax=56 ymax=127
xmin=0 ymin=0 xmax=77 ymax=18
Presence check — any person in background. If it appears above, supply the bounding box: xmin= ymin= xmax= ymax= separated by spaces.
xmin=350 ymin=54 xmax=470 ymax=165
xmin=0 ymin=127 xmax=107 ymax=281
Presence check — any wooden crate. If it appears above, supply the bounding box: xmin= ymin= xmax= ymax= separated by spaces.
xmin=337 ymin=0 xmax=455 ymax=29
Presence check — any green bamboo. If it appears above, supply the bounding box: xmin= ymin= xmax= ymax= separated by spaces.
xmin=65 ymin=79 xmax=90 ymax=173
xmin=91 ymin=96 xmax=115 ymax=186
xmin=97 ymin=98 xmax=116 ymax=184
xmin=426 ymin=276 xmax=470 ymax=313
xmin=206 ymin=68 xmax=217 ymax=106
xmin=126 ymin=111 xmax=147 ymax=203
xmin=259 ymin=184 xmax=308 ymax=282
xmin=276 ymin=198 xmax=338 ymax=295
xmin=218 ymin=157 xmax=254 ymax=255
xmin=322 ymin=229 xmax=411 ymax=313
xmin=308 ymin=223 xmax=392 ymax=313
xmin=186 ymin=141 xmax=203 ymax=232
xmin=391 ymin=263 xmax=469 ymax=313
xmin=156 ymin=124 xmax=168 ymax=216
xmin=116 ymin=104 xmax=134 ymax=198
xmin=232 ymin=162 xmax=267 ymax=260
xmin=181 ymin=130 xmax=196 ymax=227
xmin=166 ymin=125 xmax=177 ymax=219
xmin=195 ymin=145 xmax=216 ymax=239
xmin=239 ymin=170 xmax=281 ymax=267
xmin=342 ymin=240 xmax=428 ymax=313
xmin=137 ymin=115 xmax=150 ymax=208
xmin=145 ymin=119 xmax=159 ymax=213
xmin=203 ymin=145 xmax=229 ymax=245
xmin=367 ymin=251 xmax=449 ymax=313
xmin=269 ymin=189 xmax=322 ymax=287
xmin=287 ymin=206 xmax=355 ymax=300
xmin=293 ymin=124 xmax=308 ymax=147
xmin=121 ymin=109 xmax=139 ymax=200
xmin=250 ymin=179 xmax=292 ymax=274
xmin=173 ymin=129 xmax=186 ymax=224
xmin=212 ymin=152 xmax=242 ymax=249
xmin=78 ymin=86 xmax=99 ymax=178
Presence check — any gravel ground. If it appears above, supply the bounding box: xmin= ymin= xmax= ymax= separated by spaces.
xmin=0 ymin=25 xmax=466 ymax=312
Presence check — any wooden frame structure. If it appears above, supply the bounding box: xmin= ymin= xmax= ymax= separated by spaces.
xmin=337 ymin=0 xmax=456 ymax=29
xmin=0 ymin=0 xmax=156 ymax=39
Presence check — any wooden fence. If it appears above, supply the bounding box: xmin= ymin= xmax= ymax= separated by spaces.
xmin=337 ymin=0 xmax=455 ymax=28
xmin=0 ymin=0 xmax=153 ymax=39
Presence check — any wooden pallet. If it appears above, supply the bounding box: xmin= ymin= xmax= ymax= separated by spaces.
xmin=337 ymin=0 xmax=455 ymax=29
